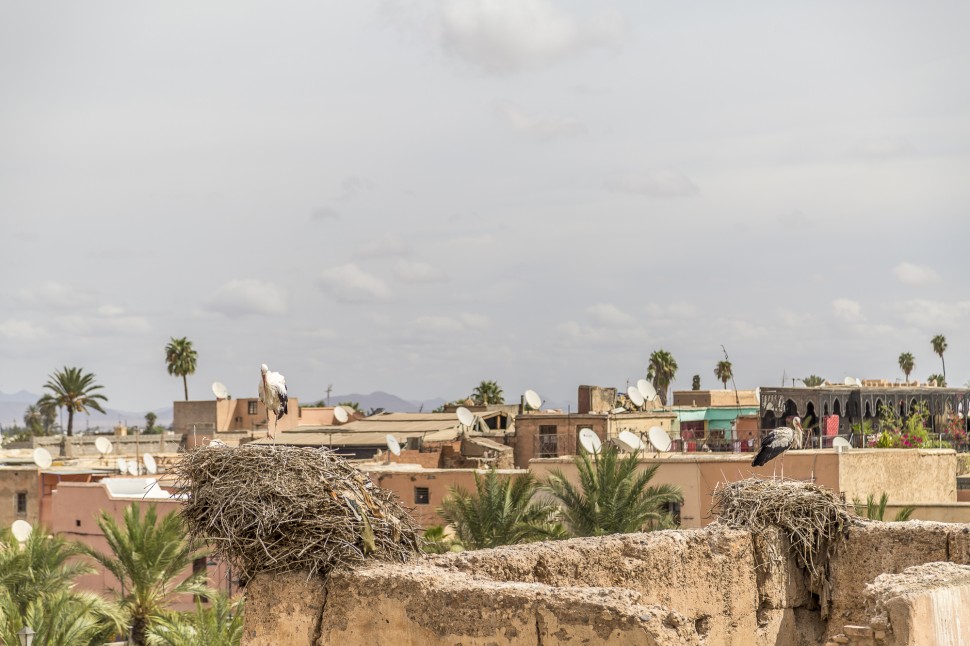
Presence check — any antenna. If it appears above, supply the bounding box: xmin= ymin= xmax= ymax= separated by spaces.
xmin=456 ymin=407 xmax=474 ymax=427
xmin=32 ymin=447 xmax=52 ymax=470
xmin=616 ymin=430 xmax=644 ymax=452
xmin=524 ymin=389 xmax=542 ymax=411
xmin=386 ymin=434 xmax=401 ymax=457
xmin=95 ymin=437 xmax=113 ymax=456
xmin=143 ymin=453 xmax=157 ymax=475
xmin=647 ymin=426 xmax=672 ymax=453
xmin=211 ymin=382 xmax=230 ymax=400
xmin=578 ymin=428 xmax=602 ymax=454
xmin=11 ymin=520 xmax=32 ymax=543
xmin=333 ymin=406 xmax=349 ymax=424
xmin=627 ymin=386 xmax=646 ymax=409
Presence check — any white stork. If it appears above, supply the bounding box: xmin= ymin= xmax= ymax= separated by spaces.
xmin=751 ymin=416 xmax=803 ymax=478
xmin=258 ymin=363 xmax=288 ymax=440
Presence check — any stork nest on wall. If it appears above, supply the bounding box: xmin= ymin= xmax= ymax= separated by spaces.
xmin=711 ymin=478 xmax=856 ymax=617
xmin=172 ymin=444 xmax=421 ymax=581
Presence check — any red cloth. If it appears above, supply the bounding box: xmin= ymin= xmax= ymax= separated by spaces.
xmin=825 ymin=415 xmax=839 ymax=436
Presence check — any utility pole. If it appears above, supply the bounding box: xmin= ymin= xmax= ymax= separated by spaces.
xmin=326 ymin=384 xmax=333 ymax=406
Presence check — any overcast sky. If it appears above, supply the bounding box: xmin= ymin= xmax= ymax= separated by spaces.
xmin=1 ymin=1 xmax=968 ymax=412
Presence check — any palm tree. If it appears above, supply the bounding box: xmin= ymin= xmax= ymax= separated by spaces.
xmin=931 ymin=334 xmax=947 ymax=382
xmin=714 ymin=360 xmax=733 ymax=389
xmin=646 ymin=350 xmax=678 ymax=406
xmin=438 ymin=470 xmax=563 ymax=549
xmin=544 ymin=444 xmax=683 ymax=537
xmin=691 ymin=375 xmax=700 ymax=390
xmin=337 ymin=401 xmax=361 ymax=413
xmin=41 ymin=367 xmax=107 ymax=437
xmin=84 ymin=503 xmax=212 ymax=646
xmin=853 ymin=492 xmax=915 ymax=522
xmin=420 ymin=526 xmax=464 ymax=554
xmin=470 ymin=380 xmax=504 ymax=406
xmin=0 ymin=527 xmax=95 ymax=617
xmin=146 ymin=593 xmax=243 ymax=646
xmin=927 ymin=374 xmax=947 ymax=387
xmin=802 ymin=375 xmax=825 ymax=387
xmin=898 ymin=352 xmax=915 ymax=384
xmin=165 ymin=337 xmax=198 ymax=401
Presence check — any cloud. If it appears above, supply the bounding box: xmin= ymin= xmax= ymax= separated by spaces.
xmin=0 ymin=319 xmax=47 ymax=341
xmin=892 ymin=262 xmax=940 ymax=287
xmin=896 ymin=300 xmax=970 ymax=329
xmin=336 ymin=176 xmax=375 ymax=202
xmin=433 ymin=0 xmax=628 ymax=73
xmin=831 ymin=298 xmax=865 ymax=323
xmin=311 ymin=206 xmax=342 ymax=221
xmin=496 ymin=103 xmax=585 ymax=140
xmin=18 ymin=282 xmax=95 ymax=310
xmin=606 ymin=170 xmax=700 ymax=198
xmin=849 ymin=137 xmax=916 ymax=161
xmin=585 ymin=303 xmax=633 ymax=326
xmin=404 ymin=312 xmax=491 ymax=337
xmin=317 ymin=264 xmax=390 ymax=302
xmin=394 ymin=260 xmax=447 ymax=283
xmin=643 ymin=301 xmax=698 ymax=325
xmin=354 ymin=235 xmax=411 ymax=259
xmin=204 ymin=279 xmax=288 ymax=317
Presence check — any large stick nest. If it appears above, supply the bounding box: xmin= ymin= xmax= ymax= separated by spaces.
xmin=711 ymin=478 xmax=856 ymax=616
xmin=172 ymin=444 xmax=420 ymax=580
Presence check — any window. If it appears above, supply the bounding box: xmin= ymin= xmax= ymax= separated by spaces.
xmin=538 ymin=425 xmax=558 ymax=458
xmin=15 ymin=492 xmax=27 ymax=515
xmin=248 ymin=401 xmax=258 ymax=415
xmin=414 ymin=487 xmax=430 ymax=505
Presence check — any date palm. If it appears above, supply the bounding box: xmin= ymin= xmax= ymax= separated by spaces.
xmin=165 ymin=337 xmax=198 ymax=401
xmin=41 ymin=367 xmax=107 ymax=437
xmin=470 ymin=380 xmax=504 ymax=406
xmin=544 ymin=444 xmax=683 ymax=536
xmin=931 ymin=334 xmax=947 ymax=381
xmin=714 ymin=360 xmax=733 ymax=389
xmin=802 ymin=375 xmax=825 ymax=387
xmin=146 ymin=593 xmax=243 ymax=646
xmin=646 ymin=350 xmax=678 ymax=406
xmin=898 ymin=352 xmax=915 ymax=384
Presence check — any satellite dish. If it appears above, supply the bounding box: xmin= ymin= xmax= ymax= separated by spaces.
xmin=11 ymin=520 xmax=32 ymax=542
xmin=855 ymin=378 xmax=863 ymax=387
xmin=647 ymin=426 xmax=672 ymax=452
xmin=578 ymin=428 xmax=602 ymax=454
xmin=212 ymin=382 xmax=230 ymax=400
xmin=32 ymin=447 xmax=52 ymax=470
xmin=611 ymin=407 xmax=626 ymax=414
xmin=95 ymin=437 xmax=112 ymax=455
xmin=333 ymin=406 xmax=349 ymax=424
xmin=208 ymin=439 xmax=225 ymax=447
xmin=524 ymin=389 xmax=542 ymax=410
xmin=456 ymin=407 xmax=475 ymax=427
xmin=386 ymin=434 xmax=401 ymax=456
xmin=832 ymin=437 xmax=851 ymax=452
xmin=143 ymin=453 xmax=157 ymax=475
xmin=628 ymin=386 xmax=646 ymax=408
xmin=636 ymin=379 xmax=652 ymax=400
xmin=116 ymin=458 xmax=127 ymax=473
xmin=127 ymin=462 xmax=139 ymax=476
xmin=844 ymin=377 xmax=856 ymax=386
xmin=616 ymin=430 xmax=644 ymax=452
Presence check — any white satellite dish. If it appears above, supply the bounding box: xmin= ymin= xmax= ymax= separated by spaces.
xmin=456 ymin=407 xmax=475 ymax=427
xmin=95 ymin=437 xmax=112 ymax=455
xmin=116 ymin=458 xmax=127 ymax=473
xmin=647 ymin=426 xmax=672 ymax=452
xmin=127 ymin=462 xmax=139 ymax=476
xmin=143 ymin=453 xmax=157 ymax=475
xmin=578 ymin=428 xmax=602 ymax=454
xmin=616 ymin=430 xmax=644 ymax=452
xmin=208 ymin=439 xmax=225 ymax=447
xmin=855 ymin=378 xmax=863 ymax=387
xmin=832 ymin=437 xmax=851 ymax=452
xmin=211 ymin=382 xmax=230 ymax=400
xmin=386 ymin=434 xmax=401 ymax=457
xmin=333 ymin=406 xmax=349 ymax=424
xmin=11 ymin=520 xmax=32 ymax=542
xmin=844 ymin=377 xmax=856 ymax=386
xmin=636 ymin=379 xmax=652 ymax=400
xmin=32 ymin=447 xmax=52 ymax=470
xmin=628 ymin=386 xmax=646 ymax=409
xmin=524 ymin=389 xmax=542 ymax=410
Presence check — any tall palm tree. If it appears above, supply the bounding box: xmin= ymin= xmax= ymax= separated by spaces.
xmin=714 ymin=360 xmax=733 ymax=389
xmin=931 ymin=334 xmax=947 ymax=382
xmin=165 ymin=337 xmax=198 ymax=401
xmin=898 ymin=352 xmax=915 ymax=384
xmin=802 ymin=375 xmax=825 ymax=387
xmin=691 ymin=375 xmax=700 ymax=390
xmin=84 ymin=503 xmax=212 ymax=646
xmin=146 ymin=593 xmax=244 ymax=646
xmin=927 ymin=374 xmax=946 ymax=387
xmin=544 ymin=444 xmax=683 ymax=537
xmin=41 ymin=367 xmax=107 ymax=437
xmin=438 ymin=470 xmax=563 ymax=549
xmin=646 ymin=350 xmax=678 ymax=406
xmin=470 ymin=380 xmax=504 ymax=406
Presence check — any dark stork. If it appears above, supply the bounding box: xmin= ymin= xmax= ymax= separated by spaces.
xmin=258 ymin=363 xmax=288 ymax=441
xmin=751 ymin=416 xmax=803 ymax=478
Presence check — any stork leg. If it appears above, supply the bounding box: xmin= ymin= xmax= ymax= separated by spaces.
xmin=780 ymin=454 xmax=785 ymax=480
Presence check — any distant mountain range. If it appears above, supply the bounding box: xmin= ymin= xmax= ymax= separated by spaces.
xmin=300 ymin=391 xmax=447 ymax=414
xmin=0 ymin=390 xmax=173 ymax=432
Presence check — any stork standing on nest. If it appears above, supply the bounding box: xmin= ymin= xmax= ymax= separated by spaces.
xmin=751 ymin=416 xmax=803 ymax=478
xmin=258 ymin=363 xmax=288 ymax=441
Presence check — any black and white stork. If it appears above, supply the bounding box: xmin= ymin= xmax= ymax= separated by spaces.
xmin=258 ymin=363 xmax=288 ymax=440
xmin=751 ymin=416 xmax=803 ymax=478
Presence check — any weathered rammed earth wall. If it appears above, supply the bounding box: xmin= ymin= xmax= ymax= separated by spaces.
xmin=241 ymin=521 xmax=970 ymax=646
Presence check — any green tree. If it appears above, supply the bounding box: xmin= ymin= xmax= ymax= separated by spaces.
xmin=438 ymin=470 xmax=563 ymax=549
xmin=143 ymin=412 xmax=162 ymax=435
xmin=165 ymin=337 xmax=198 ymax=401
xmin=691 ymin=375 xmax=700 ymax=390
xmin=714 ymin=360 xmax=733 ymax=389
xmin=927 ymin=374 xmax=947 ymax=387
xmin=146 ymin=593 xmax=243 ymax=646
xmin=41 ymin=367 xmax=107 ymax=437
xmin=898 ymin=352 xmax=915 ymax=384
xmin=337 ymin=401 xmax=361 ymax=413
xmin=802 ymin=375 xmax=825 ymax=387
xmin=852 ymin=492 xmax=915 ymax=522
xmin=646 ymin=350 xmax=678 ymax=406
xmin=420 ymin=526 xmax=464 ymax=554
xmin=84 ymin=503 xmax=212 ymax=646
xmin=23 ymin=405 xmax=45 ymax=436
xmin=544 ymin=444 xmax=682 ymax=537
xmin=470 ymin=380 xmax=504 ymax=406
xmin=931 ymin=334 xmax=947 ymax=382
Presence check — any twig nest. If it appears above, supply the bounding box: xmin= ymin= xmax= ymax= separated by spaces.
xmin=172 ymin=444 xmax=420 ymax=580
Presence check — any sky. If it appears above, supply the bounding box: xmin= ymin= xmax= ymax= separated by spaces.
xmin=1 ymin=1 xmax=969 ymax=413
